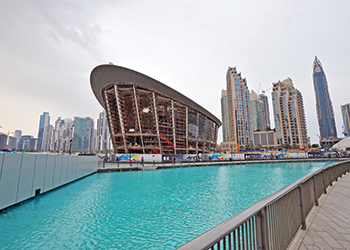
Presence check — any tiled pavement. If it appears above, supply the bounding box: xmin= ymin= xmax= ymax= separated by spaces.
xmin=289 ymin=172 xmax=350 ymax=250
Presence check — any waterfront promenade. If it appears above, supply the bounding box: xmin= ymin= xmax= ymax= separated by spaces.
xmin=290 ymin=171 xmax=350 ymax=250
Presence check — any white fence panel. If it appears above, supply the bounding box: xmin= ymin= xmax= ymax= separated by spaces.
xmin=17 ymin=154 xmax=36 ymax=202
xmin=0 ymin=154 xmax=22 ymax=210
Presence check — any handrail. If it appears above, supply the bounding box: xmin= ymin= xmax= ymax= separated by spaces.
xmin=176 ymin=160 xmax=350 ymax=250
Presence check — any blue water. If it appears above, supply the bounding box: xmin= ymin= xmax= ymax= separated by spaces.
xmin=0 ymin=162 xmax=335 ymax=249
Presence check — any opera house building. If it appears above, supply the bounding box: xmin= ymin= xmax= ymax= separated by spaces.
xmin=90 ymin=64 xmax=221 ymax=154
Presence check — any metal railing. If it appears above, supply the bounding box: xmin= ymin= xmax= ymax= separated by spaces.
xmin=176 ymin=160 xmax=350 ymax=250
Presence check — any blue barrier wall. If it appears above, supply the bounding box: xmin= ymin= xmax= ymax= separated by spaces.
xmin=0 ymin=153 xmax=99 ymax=211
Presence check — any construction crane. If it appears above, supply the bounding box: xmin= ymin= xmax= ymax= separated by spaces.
xmin=261 ymin=86 xmax=273 ymax=94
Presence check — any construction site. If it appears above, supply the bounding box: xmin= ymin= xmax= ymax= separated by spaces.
xmin=91 ymin=64 xmax=221 ymax=155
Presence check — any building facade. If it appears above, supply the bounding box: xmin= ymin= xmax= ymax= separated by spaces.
xmin=17 ymin=135 xmax=34 ymax=150
xmin=13 ymin=130 xmax=22 ymax=149
xmin=221 ymin=90 xmax=229 ymax=142
xmin=313 ymin=56 xmax=337 ymax=139
xmin=341 ymin=103 xmax=350 ymax=137
xmin=0 ymin=133 xmax=8 ymax=149
xmin=253 ymin=130 xmax=277 ymax=148
xmin=52 ymin=117 xmax=74 ymax=151
xmin=224 ymin=66 xmax=252 ymax=152
xmin=259 ymin=93 xmax=271 ymax=130
xmin=96 ymin=111 xmax=111 ymax=152
xmin=272 ymin=78 xmax=308 ymax=149
xmin=250 ymin=90 xmax=263 ymax=132
xmin=7 ymin=136 xmax=17 ymax=149
xmin=37 ymin=112 xmax=50 ymax=151
xmin=72 ymin=117 xmax=94 ymax=152
xmin=90 ymin=64 xmax=221 ymax=154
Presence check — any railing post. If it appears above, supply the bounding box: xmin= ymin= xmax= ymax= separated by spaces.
xmin=256 ymin=213 xmax=263 ymax=249
xmin=334 ymin=167 xmax=338 ymax=182
xmin=322 ymin=170 xmax=327 ymax=194
xmin=312 ymin=175 xmax=319 ymax=206
xmin=256 ymin=208 xmax=268 ymax=250
xmin=298 ymin=184 xmax=306 ymax=230
xmin=329 ymin=168 xmax=333 ymax=186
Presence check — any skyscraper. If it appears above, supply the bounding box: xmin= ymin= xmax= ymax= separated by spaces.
xmin=250 ymin=90 xmax=263 ymax=132
xmin=224 ymin=67 xmax=252 ymax=151
xmin=37 ymin=112 xmax=50 ymax=151
xmin=13 ymin=130 xmax=22 ymax=149
xmin=72 ymin=117 xmax=94 ymax=152
xmin=313 ymin=56 xmax=337 ymax=139
xmin=341 ymin=103 xmax=350 ymax=137
xmin=272 ymin=78 xmax=308 ymax=149
xmin=96 ymin=111 xmax=111 ymax=151
xmin=17 ymin=135 xmax=34 ymax=150
xmin=52 ymin=117 xmax=73 ymax=151
xmin=0 ymin=133 xmax=7 ymax=149
xmin=259 ymin=93 xmax=271 ymax=130
xmin=221 ymin=90 xmax=229 ymax=142
xmin=7 ymin=136 xmax=17 ymax=149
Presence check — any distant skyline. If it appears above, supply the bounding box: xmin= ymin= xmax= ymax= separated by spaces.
xmin=1 ymin=0 xmax=349 ymax=144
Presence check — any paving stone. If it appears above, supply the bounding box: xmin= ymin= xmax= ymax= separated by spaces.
xmin=299 ymin=243 xmax=308 ymax=250
xmin=313 ymin=238 xmax=333 ymax=250
xmin=305 ymin=245 xmax=321 ymax=250
xmin=324 ymin=221 xmax=349 ymax=235
xmin=307 ymin=229 xmax=322 ymax=239
xmin=312 ymin=221 xmax=327 ymax=232
xmin=340 ymin=234 xmax=350 ymax=241
xmin=318 ymin=229 xmax=345 ymax=248
xmin=338 ymin=240 xmax=350 ymax=249
xmin=289 ymin=170 xmax=350 ymax=250
xmin=303 ymin=234 xmax=316 ymax=245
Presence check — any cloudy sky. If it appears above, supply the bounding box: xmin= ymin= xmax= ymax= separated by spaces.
xmin=1 ymin=0 xmax=349 ymax=144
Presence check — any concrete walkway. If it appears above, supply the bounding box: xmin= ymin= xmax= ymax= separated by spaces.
xmin=290 ymin=172 xmax=350 ymax=250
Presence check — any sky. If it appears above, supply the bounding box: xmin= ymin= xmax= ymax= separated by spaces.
xmin=1 ymin=0 xmax=349 ymax=145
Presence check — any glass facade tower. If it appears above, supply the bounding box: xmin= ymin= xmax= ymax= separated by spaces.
xmin=341 ymin=103 xmax=350 ymax=137
xmin=221 ymin=90 xmax=229 ymax=142
xmin=37 ymin=112 xmax=50 ymax=151
xmin=313 ymin=56 xmax=337 ymax=138
xmin=250 ymin=90 xmax=263 ymax=132
xmin=259 ymin=93 xmax=271 ymax=130
xmin=72 ymin=117 xmax=94 ymax=152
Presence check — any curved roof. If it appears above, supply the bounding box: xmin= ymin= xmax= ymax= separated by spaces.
xmin=90 ymin=64 xmax=221 ymax=126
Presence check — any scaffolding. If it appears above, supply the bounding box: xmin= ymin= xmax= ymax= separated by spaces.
xmin=102 ymin=83 xmax=218 ymax=154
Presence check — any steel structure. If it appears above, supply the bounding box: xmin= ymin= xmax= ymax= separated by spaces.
xmin=90 ymin=64 xmax=221 ymax=154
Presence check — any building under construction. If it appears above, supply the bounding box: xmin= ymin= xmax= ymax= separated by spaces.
xmin=90 ymin=64 xmax=221 ymax=154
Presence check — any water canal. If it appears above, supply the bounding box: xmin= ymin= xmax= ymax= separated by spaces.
xmin=0 ymin=161 xmax=336 ymax=249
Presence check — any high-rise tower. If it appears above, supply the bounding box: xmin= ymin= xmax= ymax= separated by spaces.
xmin=250 ymin=90 xmax=263 ymax=132
xmin=225 ymin=67 xmax=252 ymax=151
xmin=221 ymin=90 xmax=229 ymax=142
xmin=313 ymin=56 xmax=337 ymax=139
xmin=272 ymin=78 xmax=308 ymax=149
xmin=341 ymin=103 xmax=350 ymax=137
xmin=259 ymin=93 xmax=271 ymax=130
xmin=72 ymin=117 xmax=94 ymax=152
xmin=37 ymin=112 xmax=50 ymax=151
xmin=96 ymin=111 xmax=111 ymax=151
